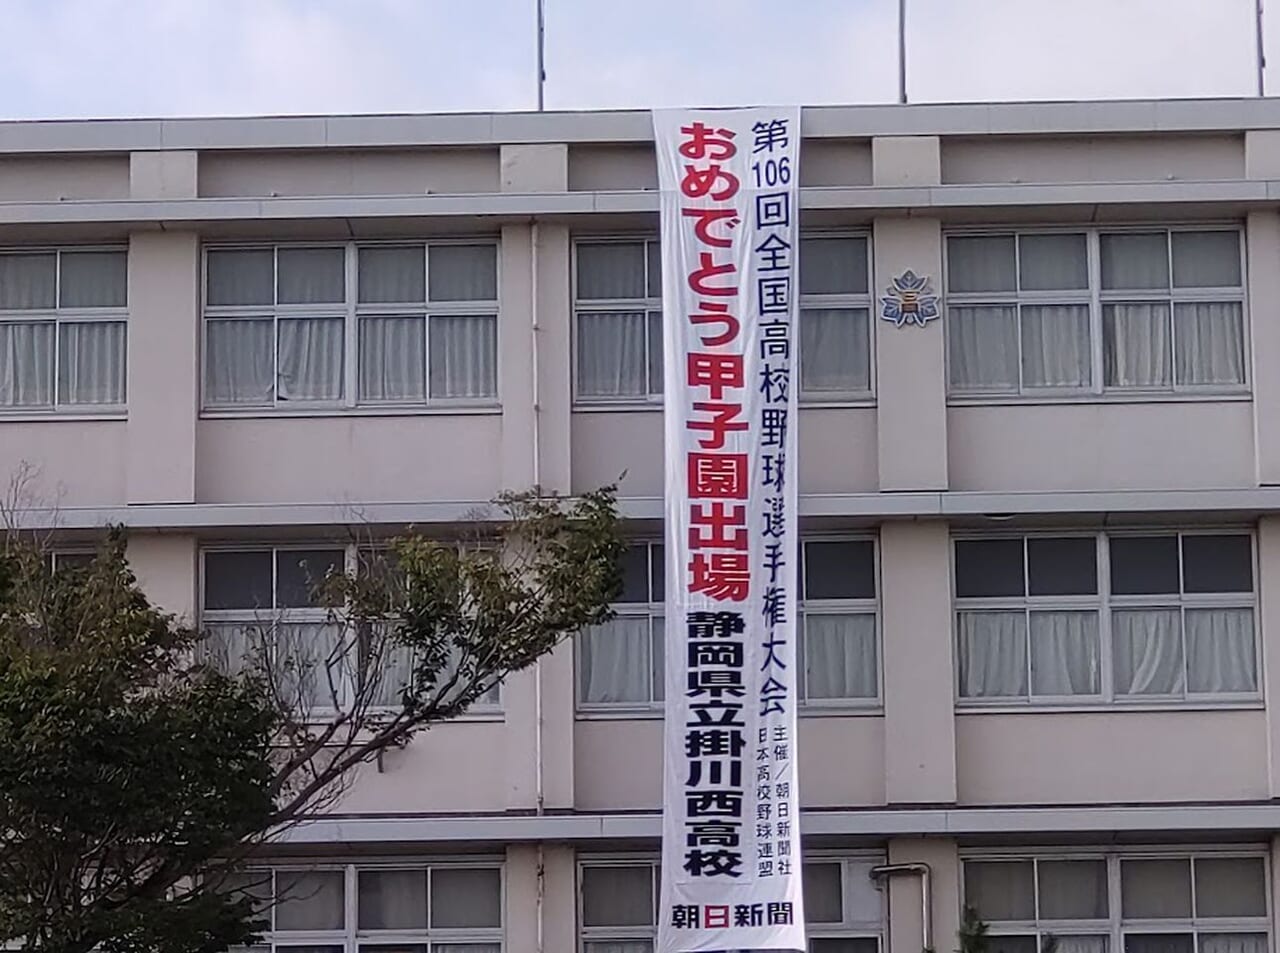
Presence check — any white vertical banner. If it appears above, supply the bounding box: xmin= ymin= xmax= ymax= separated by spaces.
xmin=655 ymin=107 xmax=805 ymax=953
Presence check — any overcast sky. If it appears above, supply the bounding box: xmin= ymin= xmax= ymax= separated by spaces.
xmin=0 ymin=0 xmax=1273 ymax=120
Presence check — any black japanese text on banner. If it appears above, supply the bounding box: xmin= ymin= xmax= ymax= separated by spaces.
xmin=655 ymin=107 xmax=805 ymax=953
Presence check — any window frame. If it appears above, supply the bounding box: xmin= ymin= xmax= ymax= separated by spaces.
xmin=960 ymin=846 xmax=1272 ymax=953
xmin=0 ymin=244 xmax=129 ymax=415
xmin=199 ymin=542 xmax=503 ymax=719
xmin=574 ymin=535 xmax=882 ymax=717
xmin=943 ymin=224 xmax=1249 ymax=402
xmin=952 ymin=529 xmax=1261 ymax=709
xmin=571 ymin=231 xmax=875 ymax=408
xmin=577 ymin=852 xmax=887 ymax=953
xmin=231 ymin=858 xmax=506 ymax=952
xmin=201 ymin=239 xmax=501 ymax=415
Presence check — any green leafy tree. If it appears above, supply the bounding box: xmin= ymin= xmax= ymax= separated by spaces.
xmin=0 ymin=487 xmax=624 ymax=953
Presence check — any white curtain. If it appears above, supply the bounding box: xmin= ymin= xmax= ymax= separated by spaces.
xmin=58 ymin=321 xmax=126 ymax=404
xmin=1112 ymin=609 xmax=1184 ymax=695
xmin=583 ymin=944 xmax=653 ymax=953
xmin=576 ymin=243 xmax=647 ymax=299
xmin=1051 ymin=938 xmax=1108 ymax=953
xmin=1174 ymin=302 xmax=1244 ymax=385
xmin=277 ymin=621 xmax=347 ymax=711
xmin=430 ymin=314 xmax=497 ymax=399
xmin=958 ymin=611 xmax=1027 ymax=698
xmin=435 ymin=945 xmax=504 ymax=953
xmin=578 ymin=617 xmax=652 ymax=703
xmin=1029 ymin=611 xmax=1100 ymax=696
xmin=1186 ymin=608 xmax=1256 ymax=693
xmin=1199 ymin=936 xmax=1268 ymax=953
xmin=949 ymin=305 xmax=1018 ymax=392
xmin=366 ymin=638 xmax=416 ymax=708
xmin=0 ymin=253 xmax=56 ymax=309
xmin=800 ymin=308 xmax=870 ymax=394
xmin=59 ymin=250 xmax=127 ymax=308
xmin=1104 ymin=303 xmax=1171 ymax=387
xmin=278 ymin=317 xmax=343 ymax=401
xmin=647 ymin=310 xmax=664 ymax=394
xmin=360 ymin=315 xmax=425 ymax=401
xmin=357 ymin=868 xmax=426 ymax=928
xmin=1021 ymin=304 xmax=1090 ymax=388
xmin=429 ymin=244 xmax=498 ymax=301
xmin=359 ymin=245 xmax=426 ymax=303
xmin=206 ymin=318 xmax=274 ymax=404
xmin=578 ymin=311 xmax=647 ymax=397
xmin=0 ymin=321 xmax=54 ymax=405
xmin=201 ymin=622 xmax=261 ymax=677
xmin=804 ymin=613 xmax=877 ymax=700
xmin=1123 ymin=937 xmax=1193 ymax=953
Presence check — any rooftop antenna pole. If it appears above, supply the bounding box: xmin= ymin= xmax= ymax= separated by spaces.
xmin=1257 ymin=0 xmax=1267 ymax=97
xmin=536 ymin=0 xmax=547 ymax=110
xmin=898 ymin=0 xmax=908 ymax=103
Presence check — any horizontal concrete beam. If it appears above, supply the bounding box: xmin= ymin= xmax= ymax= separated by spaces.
xmin=0 ymin=179 xmax=1274 ymax=228
xmin=1 ymin=98 xmax=1278 ymax=154
xmin=280 ymin=801 xmax=1280 ymax=845
xmin=14 ymin=486 xmax=1280 ymax=532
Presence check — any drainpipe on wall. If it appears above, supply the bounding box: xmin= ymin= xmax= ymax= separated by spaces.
xmin=530 ymin=219 xmax=546 ymax=953
xmin=871 ymin=862 xmax=933 ymax=952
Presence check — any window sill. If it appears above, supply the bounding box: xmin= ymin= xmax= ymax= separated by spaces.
xmin=575 ymin=704 xmax=884 ymax=720
xmin=200 ymin=403 xmax=502 ymax=420
xmin=0 ymin=410 xmax=126 ymax=422
xmin=948 ymin=391 xmax=1251 ymax=408
xmin=956 ymin=699 xmax=1264 ymax=715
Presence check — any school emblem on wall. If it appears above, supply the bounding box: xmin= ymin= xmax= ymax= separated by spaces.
xmin=880 ymin=270 xmax=939 ymax=328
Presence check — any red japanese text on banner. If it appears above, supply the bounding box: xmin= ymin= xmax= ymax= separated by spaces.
xmin=655 ymin=107 xmax=805 ymax=953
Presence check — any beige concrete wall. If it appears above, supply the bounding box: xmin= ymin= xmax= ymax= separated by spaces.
xmin=881 ymin=521 xmax=956 ymax=804
xmin=0 ymin=155 xmax=129 ymax=201
xmin=130 ymin=151 xmax=198 ymax=199
xmin=194 ymin=415 xmax=503 ymax=504
xmin=1248 ymin=211 xmax=1280 ymax=484
xmin=197 ymin=148 xmax=500 ymax=197
xmin=336 ymin=721 xmax=510 ymax=814
xmin=127 ymin=231 xmax=200 ymax=504
xmin=573 ymin=717 xmax=885 ymax=811
xmin=570 ymin=408 xmax=878 ymax=499
xmin=0 ymin=421 xmax=127 ymax=507
xmin=505 ymin=844 xmax=576 ymax=953
xmin=948 ymin=403 xmax=1255 ymax=491
xmin=941 ymin=134 xmax=1244 ymax=184
xmin=955 ymin=710 xmax=1268 ymax=804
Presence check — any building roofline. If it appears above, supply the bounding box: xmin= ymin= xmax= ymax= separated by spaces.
xmin=1 ymin=97 xmax=1279 ymax=155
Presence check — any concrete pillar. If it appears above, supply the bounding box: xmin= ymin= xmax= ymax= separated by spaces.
xmin=126 ymin=231 xmax=200 ymax=504
xmin=505 ymin=844 xmax=577 ymax=953
xmin=881 ymin=520 xmax=957 ymax=804
xmin=126 ymin=534 xmax=198 ymax=622
xmin=499 ymin=144 xmax=575 ymax=811
xmin=887 ymin=837 xmax=961 ymax=953
xmin=1258 ymin=517 xmax=1280 ymax=797
xmin=1247 ymin=211 xmax=1280 ymax=484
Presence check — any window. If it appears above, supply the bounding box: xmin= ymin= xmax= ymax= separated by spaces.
xmin=202 ymin=544 xmax=500 ymax=712
xmin=954 ymin=532 xmax=1257 ymax=704
xmin=573 ymin=235 xmax=871 ymax=403
xmin=0 ymin=247 xmax=127 ymax=409
xmin=225 ymin=862 xmax=503 ymax=952
xmin=578 ymin=857 xmax=884 ymax=953
xmin=963 ymin=850 xmax=1269 ymax=953
xmin=576 ymin=538 xmax=879 ymax=711
xmin=203 ymin=242 xmax=498 ymax=409
xmin=946 ymin=228 xmax=1245 ymax=397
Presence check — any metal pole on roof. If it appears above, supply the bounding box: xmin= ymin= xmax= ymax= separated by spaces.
xmin=898 ymin=0 xmax=908 ymax=103
xmin=536 ymin=0 xmax=547 ymax=110
xmin=1257 ymin=0 xmax=1266 ymax=97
